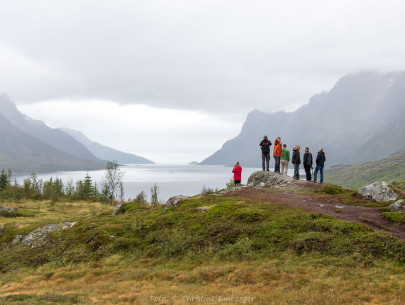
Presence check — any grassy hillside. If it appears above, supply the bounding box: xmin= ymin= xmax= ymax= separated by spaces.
xmin=0 ymin=183 xmax=404 ymax=304
xmin=326 ymin=149 xmax=405 ymax=188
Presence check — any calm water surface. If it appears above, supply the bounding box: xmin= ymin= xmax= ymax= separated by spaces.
xmin=15 ymin=164 xmax=298 ymax=202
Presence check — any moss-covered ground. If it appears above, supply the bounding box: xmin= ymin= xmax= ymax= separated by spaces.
xmin=0 ymin=184 xmax=404 ymax=304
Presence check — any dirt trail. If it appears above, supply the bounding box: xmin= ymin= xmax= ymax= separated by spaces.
xmin=229 ymin=180 xmax=405 ymax=241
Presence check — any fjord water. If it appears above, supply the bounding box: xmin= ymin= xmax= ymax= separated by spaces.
xmin=15 ymin=164 xmax=262 ymax=202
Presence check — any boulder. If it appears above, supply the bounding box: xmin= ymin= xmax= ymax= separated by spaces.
xmin=165 ymin=195 xmax=189 ymax=210
xmin=19 ymin=222 xmax=76 ymax=248
xmin=389 ymin=200 xmax=405 ymax=212
xmin=247 ymin=171 xmax=292 ymax=188
xmin=112 ymin=203 xmax=124 ymax=215
xmin=12 ymin=234 xmax=23 ymax=244
xmin=357 ymin=181 xmax=398 ymax=202
xmin=0 ymin=206 xmax=17 ymax=217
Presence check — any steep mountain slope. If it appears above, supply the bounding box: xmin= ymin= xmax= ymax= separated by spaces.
xmin=61 ymin=128 xmax=154 ymax=164
xmin=0 ymin=94 xmax=100 ymax=162
xmin=201 ymin=71 xmax=405 ymax=167
xmin=0 ymin=113 xmax=103 ymax=173
xmin=326 ymin=149 xmax=405 ymax=188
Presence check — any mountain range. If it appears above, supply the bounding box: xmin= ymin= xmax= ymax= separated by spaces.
xmin=61 ymin=128 xmax=153 ymax=165
xmin=201 ymin=71 xmax=405 ymax=167
xmin=0 ymin=94 xmax=153 ymax=173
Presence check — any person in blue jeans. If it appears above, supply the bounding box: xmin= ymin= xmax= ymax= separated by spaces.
xmin=313 ymin=147 xmax=326 ymax=183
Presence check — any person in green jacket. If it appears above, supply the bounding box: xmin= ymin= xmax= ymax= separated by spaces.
xmin=280 ymin=144 xmax=290 ymax=175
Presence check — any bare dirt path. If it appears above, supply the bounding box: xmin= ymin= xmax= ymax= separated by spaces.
xmin=229 ymin=180 xmax=405 ymax=241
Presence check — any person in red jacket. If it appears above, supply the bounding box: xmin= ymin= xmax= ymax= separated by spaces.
xmin=273 ymin=137 xmax=282 ymax=173
xmin=232 ymin=162 xmax=242 ymax=186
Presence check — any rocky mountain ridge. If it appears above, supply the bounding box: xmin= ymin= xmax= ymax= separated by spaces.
xmin=61 ymin=128 xmax=153 ymax=165
xmin=0 ymin=94 xmax=153 ymax=172
xmin=201 ymin=71 xmax=405 ymax=167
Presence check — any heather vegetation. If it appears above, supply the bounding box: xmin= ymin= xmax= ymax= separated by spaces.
xmin=0 ymin=179 xmax=404 ymax=304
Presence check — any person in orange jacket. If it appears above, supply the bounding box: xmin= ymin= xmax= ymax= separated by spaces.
xmin=273 ymin=137 xmax=282 ymax=173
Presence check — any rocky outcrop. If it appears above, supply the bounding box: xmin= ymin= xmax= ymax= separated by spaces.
xmin=0 ymin=206 xmax=17 ymax=217
xmin=389 ymin=200 xmax=405 ymax=212
xmin=12 ymin=234 xmax=23 ymax=243
xmin=14 ymin=222 xmax=76 ymax=248
xmin=247 ymin=171 xmax=292 ymax=188
xmin=112 ymin=203 xmax=124 ymax=215
xmin=357 ymin=181 xmax=398 ymax=202
xmin=165 ymin=195 xmax=190 ymax=210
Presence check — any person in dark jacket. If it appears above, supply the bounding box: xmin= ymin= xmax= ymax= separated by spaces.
xmin=303 ymin=147 xmax=313 ymax=181
xmin=260 ymin=135 xmax=272 ymax=171
xmin=313 ymin=148 xmax=326 ymax=183
xmin=291 ymin=145 xmax=301 ymax=180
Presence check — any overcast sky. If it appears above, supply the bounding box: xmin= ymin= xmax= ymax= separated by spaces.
xmin=1 ymin=0 xmax=405 ymax=163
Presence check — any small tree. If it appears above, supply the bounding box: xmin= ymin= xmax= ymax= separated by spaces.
xmin=133 ymin=191 xmax=148 ymax=204
xmin=0 ymin=169 xmax=8 ymax=191
xmin=102 ymin=161 xmax=125 ymax=205
xmin=7 ymin=169 xmax=12 ymax=185
xmin=119 ymin=181 xmax=125 ymax=202
xmin=150 ymin=183 xmax=160 ymax=207
xmin=65 ymin=178 xmax=75 ymax=199
xmin=81 ymin=172 xmax=94 ymax=200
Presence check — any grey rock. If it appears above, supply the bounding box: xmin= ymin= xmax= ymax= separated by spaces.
xmin=12 ymin=234 xmax=23 ymax=244
xmin=0 ymin=206 xmax=16 ymax=216
xmin=165 ymin=195 xmax=189 ymax=210
xmin=247 ymin=171 xmax=293 ymax=188
xmin=231 ymin=185 xmax=244 ymax=190
xmin=112 ymin=203 xmax=124 ymax=215
xmin=357 ymin=181 xmax=398 ymax=202
xmin=200 ymin=187 xmax=214 ymax=195
xmin=195 ymin=207 xmax=209 ymax=213
xmin=389 ymin=200 xmax=405 ymax=211
xmin=21 ymin=222 xmax=76 ymax=248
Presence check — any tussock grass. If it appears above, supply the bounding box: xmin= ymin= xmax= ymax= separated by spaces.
xmin=0 ymin=200 xmax=112 ymax=227
xmin=0 ymin=190 xmax=404 ymax=304
xmin=0 ymin=254 xmax=404 ymax=304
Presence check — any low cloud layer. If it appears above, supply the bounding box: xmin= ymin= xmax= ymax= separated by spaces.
xmin=2 ymin=0 xmax=405 ymax=115
xmin=18 ymin=101 xmax=244 ymax=163
xmin=2 ymin=1 xmax=405 ymax=163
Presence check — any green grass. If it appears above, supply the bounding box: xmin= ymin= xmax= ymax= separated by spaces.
xmin=0 ymin=293 xmax=80 ymax=305
xmin=382 ymin=211 xmax=405 ymax=224
xmin=1 ymin=195 xmax=404 ymax=274
xmin=0 ymin=191 xmax=404 ymax=304
xmin=326 ymin=149 xmax=405 ymax=188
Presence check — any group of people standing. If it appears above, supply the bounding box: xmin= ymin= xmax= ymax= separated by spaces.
xmin=261 ymin=135 xmax=326 ymax=182
xmin=232 ymin=135 xmax=326 ymax=185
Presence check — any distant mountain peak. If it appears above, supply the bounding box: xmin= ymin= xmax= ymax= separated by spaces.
xmin=201 ymin=71 xmax=405 ymax=167
xmin=61 ymin=128 xmax=154 ymax=165
xmin=0 ymin=95 xmax=154 ymax=171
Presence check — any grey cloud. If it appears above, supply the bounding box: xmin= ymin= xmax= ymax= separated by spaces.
xmin=1 ymin=0 xmax=405 ymax=114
